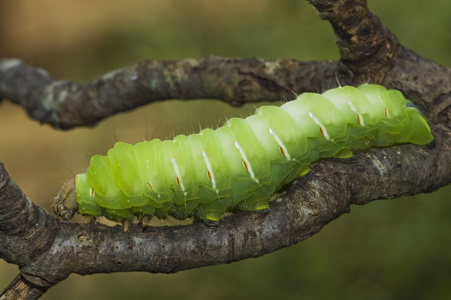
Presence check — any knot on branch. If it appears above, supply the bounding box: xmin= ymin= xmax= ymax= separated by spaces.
xmin=310 ymin=0 xmax=400 ymax=83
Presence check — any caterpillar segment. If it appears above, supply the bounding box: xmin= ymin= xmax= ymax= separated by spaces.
xmin=54 ymin=84 xmax=433 ymax=225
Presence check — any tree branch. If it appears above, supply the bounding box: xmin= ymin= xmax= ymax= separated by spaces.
xmin=0 ymin=57 xmax=338 ymax=129
xmin=0 ymin=0 xmax=450 ymax=298
xmin=0 ymin=125 xmax=448 ymax=286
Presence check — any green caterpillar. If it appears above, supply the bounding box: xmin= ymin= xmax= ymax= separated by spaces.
xmin=54 ymin=84 xmax=433 ymax=225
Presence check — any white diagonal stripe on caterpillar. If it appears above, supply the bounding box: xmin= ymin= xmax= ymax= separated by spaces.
xmin=347 ymin=100 xmax=365 ymax=126
xmin=269 ymin=128 xmax=291 ymax=160
xmin=308 ymin=111 xmax=330 ymax=140
xmin=234 ymin=140 xmax=259 ymax=184
xmin=201 ymin=150 xmax=219 ymax=193
xmin=171 ymin=157 xmax=187 ymax=196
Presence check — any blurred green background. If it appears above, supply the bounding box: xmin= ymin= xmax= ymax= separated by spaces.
xmin=0 ymin=0 xmax=450 ymax=299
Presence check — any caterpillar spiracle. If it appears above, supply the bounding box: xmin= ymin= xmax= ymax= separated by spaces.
xmin=54 ymin=84 xmax=434 ymax=226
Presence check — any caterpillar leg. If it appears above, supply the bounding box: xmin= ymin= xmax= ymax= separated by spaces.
xmin=237 ymin=198 xmax=270 ymax=213
xmin=236 ymin=179 xmax=276 ymax=214
xmin=195 ymin=198 xmax=232 ymax=226
xmin=141 ymin=215 xmax=150 ymax=228
xmin=171 ymin=200 xmax=198 ymax=220
xmin=122 ymin=219 xmax=131 ymax=232
xmin=205 ymin=218 xmax=220 ymax=227
xmin=333 ymin=149 xmax=353 ymax=159
xmin=298 ymin=166 xmax=311 ymax=177
xmin=154 ymin=202 xmax=174 ymax=219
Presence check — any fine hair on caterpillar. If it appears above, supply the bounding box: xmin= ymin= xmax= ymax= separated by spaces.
xmin=53 ymin=84 xmax=434 ymax=228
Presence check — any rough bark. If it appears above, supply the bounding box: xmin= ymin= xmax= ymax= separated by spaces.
xmin=0 ymin=0 xmax=450 ymax=299
xmin=0 ymin=57 xmax=338 ymax=129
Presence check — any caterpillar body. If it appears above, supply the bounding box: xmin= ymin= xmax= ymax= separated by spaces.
xmin=54 ymin=84 xmax=433 ymax=225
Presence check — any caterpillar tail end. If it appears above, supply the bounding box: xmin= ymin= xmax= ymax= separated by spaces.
xmin=53 ymin=179 xmax=78 ymax=221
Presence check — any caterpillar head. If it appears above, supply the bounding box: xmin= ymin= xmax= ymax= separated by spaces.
xmin=53 ymin=179 xmax=78 ymax=221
